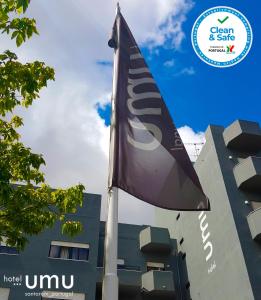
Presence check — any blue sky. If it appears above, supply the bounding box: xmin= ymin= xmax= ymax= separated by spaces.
xmin=2 ymin=0 xmax=259 ymax=224
xmin=98 ymin=0 xmax=261 ymax=132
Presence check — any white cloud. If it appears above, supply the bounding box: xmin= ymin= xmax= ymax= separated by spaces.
xmin=1 ymin=0 xmax=198 ymax=225
xmin=164 ymin=59 xmax=175 ymax=67
xmin=178 ymin=126 xmax=205 ymax=161
xmin=173 ymin=66 xmax=196 ymax=76
xmin=128 ymin=0 xmax=194 ymax=49
xmin=180 ymin=66 xmax=196 ymax=75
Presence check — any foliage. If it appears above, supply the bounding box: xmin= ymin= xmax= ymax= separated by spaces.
xmin=0 ymin=0 xmax=85 ymax=250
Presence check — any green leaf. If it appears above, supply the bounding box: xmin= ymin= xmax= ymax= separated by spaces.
xmin=0 ymin=12 xmax=8 ymax=23
xmin=27 ymin=26 xmax=33 ymax=38
xmin=16 ymin=6 xmax=23 ymax=14
xmin=32 ymin=26 xmax=39 ymax=35
xmin=17 ymin=0 xmax=30 ymax=13
xmin=62 ymin=221 xmax=83 ymax=237
xmin=0 ymin=0 xmax=84 ymax=252
xmin=16 ymin=33 xmax=23 ymax=46
xmin=11 ymin=31 xmax=19 ymax=39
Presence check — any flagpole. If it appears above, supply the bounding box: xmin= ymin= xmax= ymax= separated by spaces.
xmin=102 ymin=3 xmax=120 ymax=300
xmin=102 ymin=187 xmax=118 ymax=300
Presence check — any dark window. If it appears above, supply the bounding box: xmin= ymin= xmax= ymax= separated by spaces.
xmin=118 ymin=265 xmax=140 ymax=271
xmin=185 ymin=282 xmax=190 ymax=289
xmin=147 ymin=264 xmax=165 ymax=272
xmin=182 ymin=252 xmax=186 ymax=260
xmin=78 ymin=248 xmax=89 ymax=260
xmin=0 ymin=245 xmax=19 ymax=255
xmin=117 ymin=264 xmax=125 ymax=270
xmin=147 ymin=266 xmax=165 ymax=271
xmin=179 ymin=237 xmax=184 ymax=245
xmin=147 ymin=266 xmax=164 ymax=271
xmin=176 ymin=213 xmax=180 ymax=220
xmin=49 ymin=245 xmax=89 ymax=261
xmin=49 ymin=245 xmax=60 ymax=258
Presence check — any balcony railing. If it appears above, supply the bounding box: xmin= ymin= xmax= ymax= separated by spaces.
xmin=141 ymin=270 xmax=175 ymax=296
xmin=223 ymin=120 xmax=261 ymax=153
xmin=139 ymin=227 xmax=172 ymax=253
xmin=96 ymin=267 xmax=141 ymax=292
xmin=233 ymin=156 xmax=261 ymax=192
xmin=247 ymin=207 xmax=261 ymax=241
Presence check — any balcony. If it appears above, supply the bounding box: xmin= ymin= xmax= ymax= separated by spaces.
xmin=139 ymin=227 xmax=172 ymax=253
xmin=141 ymin=270 xmax=175 ymax=296
xmin=96 ymin=267 xmax=141 ymax=292
xmin=223 ymin=120 xmax=261 ymax=153
xmin=247 ymin=208 xmax=261 ymax=241
xmin=233 ymin=156 xmax=261 ymax=192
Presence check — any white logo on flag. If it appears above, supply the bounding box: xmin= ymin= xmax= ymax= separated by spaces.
xmin=127 ymin=49 xmax=162 ymax=151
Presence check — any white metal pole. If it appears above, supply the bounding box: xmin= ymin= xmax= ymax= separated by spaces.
xmin=102 ymin=187 xmax=119 ymax=300
xmin=102 ymin=3 xmax=120 ymax=300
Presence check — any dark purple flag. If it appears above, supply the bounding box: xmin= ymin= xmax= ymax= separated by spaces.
xmin=108 ymin=13 xmax=209 ymax=210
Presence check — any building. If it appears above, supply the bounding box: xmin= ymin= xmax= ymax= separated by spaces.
xmin=0 ymin=193 xmax=101 ymax=300
xmin=0 ymin=193 xmax=180 ymax=300
xmin=1 ymin=119 xmax=260 ymax=300
xmin=156 ymin=119 xmax=261 ymax=300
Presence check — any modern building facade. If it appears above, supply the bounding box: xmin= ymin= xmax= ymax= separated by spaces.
xmin=0 ymin=193 xmax=102 ymax=300
xmin=0 ymin=193 xmax=180 ymax=300
xmin=156 ymin=119 xmax=261 ymax=300
xmin=1 ymin=119 xmax=260 ymax=300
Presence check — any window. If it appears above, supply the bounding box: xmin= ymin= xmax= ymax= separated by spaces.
xmin=0 ymin=237 xmax=18 ymax=255
xmin=185 ymin=282 xmax=190 ymax=289
xmin=0 ymin=288 xmax=10 ymax=300
xmin=176 ymin=213 xmax=180 ymax=220
xmin=147 ymin=262 xmax=165 ymax=272
xmin=42 ymin=290 xmax=85 ymax=300
xmin=117 ymin=259 xmax=125 ymax=269
xmin=179 ymin=237 xmax=184 ymax=245
xmin=49 ymin=241 xmax=89 ymax=261
xmin=117 ymin=258 xmax=125 ymax=266
xmin=182 ymin=252 xmax=186 ymax=260
xmin=122 ymin=265 xmax=141 ymax=271
xmin=117 ymin=259 xmax=140 ymax=271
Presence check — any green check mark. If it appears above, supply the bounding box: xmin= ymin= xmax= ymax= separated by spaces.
xmin=218 ymin=16 xmax=229 ymax=24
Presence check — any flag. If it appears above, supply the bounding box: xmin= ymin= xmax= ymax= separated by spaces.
xmin=108 ymin=12 xmax=209 ymax=211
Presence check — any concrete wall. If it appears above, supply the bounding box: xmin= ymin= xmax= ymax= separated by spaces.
xmin=210 ymin=125 xmax=261 ymax=299
xmin=156 ymin=123 xmax=260 ymax=300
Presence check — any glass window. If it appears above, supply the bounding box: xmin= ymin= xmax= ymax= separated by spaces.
xmin=117 ymin=258 xmax=125 ymax=265
xmin=0 ymin=236 xmax=18 ymax=254
xmin=117 ymin=258 xmax=125 ymax=269
xmin=78 ymin=248 xmax=89 ymax=261
xmin=49 ymin=245 xmax=60 ymax=258
xmin=116 ymin=259 xmax=140 ymax=271
xmin=60 ymin=247 xmax=69 ymax=259
xmin=147 ymin=262 xmax=165 ymax=271
xmin=48 ymin=242 xmax=89 ymax=261
xmin=119 ymin=265 xmax=140 ymax=271
xmin=71 ymin=247 xmax=78 ymax=260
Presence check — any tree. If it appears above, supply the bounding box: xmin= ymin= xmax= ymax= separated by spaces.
xmin=0 ymin=0 xmax=84 ymax=250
